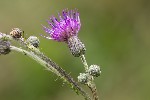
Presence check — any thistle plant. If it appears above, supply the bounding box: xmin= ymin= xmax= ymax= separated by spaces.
xmin=43 ymin=9 xmax=85 ymax=57
xmin=0 ymin=9 xmax=101 ymax=100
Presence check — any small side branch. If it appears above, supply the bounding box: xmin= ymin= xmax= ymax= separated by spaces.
xmin=80 ymin=55 xmax=89 ymax=72
xmin=80 ymin=54 xmax=99 ymax=100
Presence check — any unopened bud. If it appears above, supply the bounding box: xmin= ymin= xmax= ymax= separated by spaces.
xmin=77 ymin=73 xmax=88 ymax=84
xmin=10 ymin=28 xmax=23 ymax=38
xmin=26 ymin=36 xmax=40 ymax=48
xmin=88 ymin=65 xmax=101 ymax=77
xmin=0 ymin=40 xmax=11 ymax=55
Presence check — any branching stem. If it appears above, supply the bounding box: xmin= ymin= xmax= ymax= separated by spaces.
xmin=80 ymin=54 xmax=99 ymax=100
xmin=10 ymin=45 xmax=91 ymax=100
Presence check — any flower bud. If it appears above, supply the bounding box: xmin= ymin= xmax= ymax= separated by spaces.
xmin=77 ymin=73 xmax=88 ymax=84
xmin=0 ymin=40 xmax=11 ymax=55
xmin=67 ymin=36 xmax=86 ymax=57
xmin=10 ymin=28 xmax=23 ymax=38
xmin=88 ymin=65 xmax=101 ymax=77
xmin=26 ymin=36 xmax=40 ymax=48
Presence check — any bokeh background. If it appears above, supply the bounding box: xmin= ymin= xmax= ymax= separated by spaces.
xmin=0 ymin=0 xmax=150 ymax=100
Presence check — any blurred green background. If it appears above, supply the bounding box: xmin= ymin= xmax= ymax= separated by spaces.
xmin=0 ymin=0 xmax=150 ymax=100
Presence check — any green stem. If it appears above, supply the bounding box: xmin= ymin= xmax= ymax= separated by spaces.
xmin=10 ymin=46 xmax=59 ymax=74
xmin=87 ymin=81 xmax=99 ymax=100
xmin=80 ymin=54 xmax=99 ymax=100
xmin=10 ymin=45 xmax=91 ymax=100
xmin=80 ymin=55 xmax=89 ymax=72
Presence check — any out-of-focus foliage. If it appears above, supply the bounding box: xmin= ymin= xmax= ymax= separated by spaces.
xmin=0 ymin=0 xmax=150 ymax=100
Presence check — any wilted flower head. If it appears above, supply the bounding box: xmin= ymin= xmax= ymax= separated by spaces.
xmin=43 ymin=9 xmax=81 ymax=42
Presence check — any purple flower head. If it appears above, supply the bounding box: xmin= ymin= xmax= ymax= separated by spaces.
xmin=43 ymin=9 xmax=81 ymax=42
